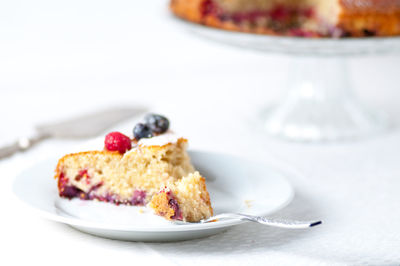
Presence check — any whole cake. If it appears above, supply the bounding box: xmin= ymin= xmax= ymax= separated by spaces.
xmin=55 ymin=114 xmax=213 ymax=222
xmin=170 ymin=0 xmax=400 ymax=37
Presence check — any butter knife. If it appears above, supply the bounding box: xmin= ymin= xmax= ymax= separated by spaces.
xmin=0 ymin=107 xmax=143 ymax=159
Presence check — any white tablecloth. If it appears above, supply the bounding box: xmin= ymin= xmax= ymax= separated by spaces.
xmin=1 ymin=1 xmax=400 ymax=265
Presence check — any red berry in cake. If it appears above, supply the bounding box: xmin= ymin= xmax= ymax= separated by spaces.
xmin=200 ymin=0 xmax=221 ymax=17
xmin=131 ymin=190 xmax=146 ymax=206
xmin=104 ymin=132 xmax=132 ymax=153
xmin=61 ymin=185 xmax=84 ymax=199
xmin=169 ymin=198 xmax=182 ymax=220
xmin=145 ymin=114 xmax=170 ymax=134
xmin=133 ymin=123 xmax=153 ymax=140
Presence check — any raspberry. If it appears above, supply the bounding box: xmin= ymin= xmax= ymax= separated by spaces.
xmin=104 ymin=132 xmax=132 ymax=153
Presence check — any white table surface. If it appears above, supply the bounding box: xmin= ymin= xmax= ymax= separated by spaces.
xmin=1 ymin=0 xmax=400 ymax=265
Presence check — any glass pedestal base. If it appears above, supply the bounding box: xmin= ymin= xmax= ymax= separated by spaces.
xmin=262 ymin=100 xmax=387 ymax=141
xmin=262 ymin=57 xmax=388 ymax=141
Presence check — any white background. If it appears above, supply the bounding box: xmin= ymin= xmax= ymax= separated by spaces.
xmin=1 ymin=0 xmax=400 ymax=265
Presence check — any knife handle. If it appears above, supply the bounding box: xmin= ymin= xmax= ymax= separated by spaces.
xmin=0 ymin=133 xmax=49 ymax=160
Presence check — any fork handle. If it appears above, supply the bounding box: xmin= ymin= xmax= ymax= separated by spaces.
xmin=209 ymin=213 xmax=322 ymax=229
xmin=0 ymin=133 xmax=49 ymax=159
xmin=247 ymin=216 xmax=322 ymax=229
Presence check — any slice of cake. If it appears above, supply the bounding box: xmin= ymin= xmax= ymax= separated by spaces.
xmin=171 ymin=0 xmax=400 ymax=37
xmin=55 ymin=114 xmax=213 ymax=222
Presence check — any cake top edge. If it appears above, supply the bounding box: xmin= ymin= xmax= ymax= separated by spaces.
xmin=137 ymin=131 xmax=184 ymax=147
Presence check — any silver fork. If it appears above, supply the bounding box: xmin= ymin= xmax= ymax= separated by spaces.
xmin=199 ymin=213 xmax=322 ymax=229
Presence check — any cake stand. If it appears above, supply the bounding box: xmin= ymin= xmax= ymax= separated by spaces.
xmin=175 ymin=18 xmax=400 ymax=141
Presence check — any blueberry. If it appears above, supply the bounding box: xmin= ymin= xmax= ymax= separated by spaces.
xmin=145 ymin=114 xmax=169 ymax=134
xmin=133 ymin=123 xmax=153 ymax=140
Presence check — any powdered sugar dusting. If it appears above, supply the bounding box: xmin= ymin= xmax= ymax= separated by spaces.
xmin=138 ymin=131 xmax=181 ymax=147
xmin=122 ymin=131 xmax=182 ymax=159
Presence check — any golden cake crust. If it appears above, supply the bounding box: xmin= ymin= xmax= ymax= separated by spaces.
xmin=338 ymin=0 xmax=400 ymax=36
xmin=170 ymin=0 xmax=400 ymax=36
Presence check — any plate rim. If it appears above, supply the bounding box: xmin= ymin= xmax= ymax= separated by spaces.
xmin=12 ymin=150 xmax=295 ymax=232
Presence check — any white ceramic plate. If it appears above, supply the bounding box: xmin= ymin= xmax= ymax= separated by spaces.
xmin=13 ymin=151 xmax=294 ymax=242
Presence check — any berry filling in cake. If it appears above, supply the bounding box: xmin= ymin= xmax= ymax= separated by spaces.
xmin=55 ymin=114 xmax=213 ymax=222
xmin=201 ymin=0 xmax=322 ymax=36
xmin=171 ymin=0 xmax=400 ymax=37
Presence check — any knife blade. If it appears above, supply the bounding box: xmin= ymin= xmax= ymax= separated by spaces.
xmin=0 ymin=107 xmax=144 ymax=159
